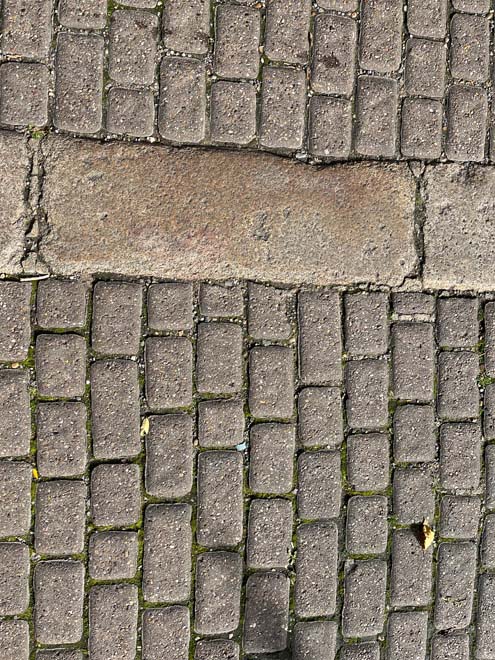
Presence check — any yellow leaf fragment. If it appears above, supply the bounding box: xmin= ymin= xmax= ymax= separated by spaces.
xmin=421 ymin=518 xmax=434 ymax=550
xmin=32 ymin=468 xmax=39 ymax=479
xmin=140 ymin=417 xmax=150 ymax=437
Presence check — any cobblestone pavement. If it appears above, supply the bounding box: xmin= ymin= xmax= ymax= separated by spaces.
xmin=2 ymin=276 xmax=495 ymax=659
xmin=1 ymin=0 xmax=495 ymax=162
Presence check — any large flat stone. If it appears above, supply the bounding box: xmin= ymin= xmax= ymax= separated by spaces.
xmin=41 ymin=137 xmax=416 ymax=286
xmin=0 ymin=132 xmax=30 ymax=272
xmin=424 ymin=165 xmax=495 ymax=291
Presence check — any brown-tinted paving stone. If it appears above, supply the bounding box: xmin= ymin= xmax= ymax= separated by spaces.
xmin=249 ymin=346 xmax=294 ymax=419
xmin=342 ymin=559 xmax=387 ymax=638
xmin=0 ymin=370 xmax=30 ymax=457
xmin=246 ymin=498 xmax=292 ymax=569
xmin=0 ymin=542 xmax=29 ymax=615
xmin=0 ymin=63 xmax=49 ymax=127
xmin=440 ymin=422 xmax=481 ymax=492
xmin=293 ymin=621 xmax=337 ymax=660
xmin=198 ymin=399 xmax=244 ymax=448
xmin=145 ymin=337 xmax=193 ymax=409
xmin=0 ymin=619 xmax=29 ymax=660
xmin=34 ymin=560 xmax=84 ymax=644
xmin=438 ymin=351 xmax=479 ymax=420
xmin=143 ymin=504 xmax=191 ymax=602
xmin=89 ymin=584 xmax=138 ymax=660
xmin=437 ymin=297 xmax=479 ymax=347
xmin=248 ymin=282 xmax=293 ymax=340
xmin=148 ymin=282 xmax=193 ymax=330
xmin=91 ymin=464 xmax=141 ymax=527
xmin=35 ymin=481 xmax=86 ymax=555
xmin=434 ymin=542 xmax=476 ymax=630
xmin=298 ymin=450 xmax=341 ymax=520
xmin=0 ymin=461 xmax=31 ymax=537
xmin=142 ymin=607 xmax=190 ymax=660
xmin=107 ymin=87 xmax=155 ymax=138
xmin=431 ymin=634 xmax=470 ymax=660
xmin=109 ymin=10 xmax=158 ymax=87
xmin=450 ymin=14 xmax=490 ymax=83
xmin=92 ymin=281 xmax=142 ymax=355
xmin=309 ymin=95 xmax=353 ymax=159
xmin=162 ymin=0 xmax=210 ymax=54
xmin=344 ymin=292 xmax=388 ymax=357
xmin=196 ymin=322 xmax=243 ymax=394
xmin=37 ymin=651 xmax=83 ymax=660
xmin=299 ymin=290 xmax=341 ymax=385
xmin=390 ymin=529 xmax=433 ymax=607
xmin=54 ymin=33 xmax=104 ymax=134
xmin=195 ymin=640 xmax=239 ymax=660
xmin=0 ymin=282 xmax=31 ymax=362
xmin=347 ymin=433 xmax=389 ymax=492
xmin=264 ymin=0 xmax=311 ymax=64
xmin=37 ymin=279 xmax=88 ymax=329
xmin=260 ymin=66 xmax=306 ymax=150
xmin=407 ymin=0 xmax=448 ymax=39
xmin=249 ymin=423 xmax=295 ymax=494
xmin=298 ymin=386 xmax=343 ymax=449
xmin=440 ymin=495 xmax=480 ymax=538
xmin=1 ymin=0 xmax=52 ymax=59
xmin=91 ymin=360 xmax=140 ymax=459
xmin=244 ymin=571 xmax=290 ymax=654
xmin=401 ymin=98 xmax=443 ymax=160
xmin=341 ymin=642 xmax=380 ymax=660
xmin=355 ymin=75 xmax=398 ymax=158
xmin=453 ymin=0 xmax=490 ymax=10
xmin=405 ymin=38 xmax=446 ymax=99
xmin=312 ymin=14 xmax=357 ymax=97
xmin=36 ymin=334 xmax=86 ymax=399
xmin=393 ymin=466 xmax=436 ymax=525
xmin=210 ymin=81 xmax=257 ymax=145
xmin=89 ymin=531 xmax=138 ymax=580
xmin=478 ymin=574 xmax=495 ymax=659
xmin=446 ymin=84 xmax=488 ymax=162
xmin=392 ymin=323 xmax=435 ymax=401
xmin=197 ymin=451 xmax=243 ymax=548
xmin=37 ymin=402 xmax=87 ymax=477
xmin=145 ymin=415 xmax=193 ymax=497
xmin=393 ymin=404 xmax=436 ymax=463
xmin=200 ymin=283 xmax=244 ymax=317
xmin=346 ymin=495 xmax=388 ymax=555
xmin=359 ymin=0 xmax=403 ymax=73
xmin=387 ymin=611 xmax=428 ymax=660
xmin=58 ymin=0 xmax=107 ymax=29
xmin=159 ymin=57 xmax=206 ymax=143
xmin=214 ymin=5 xmax=260 ymax=80
xmin=346 ymin=360 xmax=389 ymax=429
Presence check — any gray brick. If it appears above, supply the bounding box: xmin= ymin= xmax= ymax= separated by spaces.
xmin=37 ymin=402 xmax=87 ymax=477
xmin=37 ymin=651 xmax=83 ymax=660
xmin=35 ymin=481 xmax=86 ymax=555
xmin=478 ymin=574 xmax=495 ymax=659
xmin=446 ymin=84 xmax=488 ymax=162
xmin=486 ymin=302 xmax=495 ymax=377
xmin=298 ymin=387 xmax=343 ymax=449
xmin=249 ymin=346 xmax=294 ymax=419
xmin=34 ymin=560 xmax=84 ymax=644
xmin=92 ymin=281 xmax=142 ymax=355
xmin=453 ymin=0 xmax=490 ymax=10
xmin=91 ymin=360 xmax=141 ymax=459
xmin=312 ymin=14 xmax=357 ymax=97
xmin=260 ymin=66 xmax=306 ymax=150
xmin=109 ymin=10 xmax=158 ymax=86
xmin=387 ymin=612 xmax=428 ymax=660
xmin=143 ymin=504 xmax=192 ymax=602
xmin=210 ymin=81 xmax=257 ymax=145
xmin=143 ymin=607 xmax=190 ymax=660
xmin=393 ymin=466 xmax=436 ymax=524
xmin=392 ymin=323 xmax=435 ymax=401
xmin=36 ymin=334 xmax=86 ymax=399
xmin=346 ymin=495 xmax=388 ymax=555
xmin=194 ymin=551 xmax=242 ymax=635
xmin=432 ymin=634 xmax=470 ymax=660
xmin=54 ymin=33 xmax=104 ymax=134
xmin=344 ymin=292 xmax=388 ymax=357
xmin=162 ymin=0 xmax=210 ymax=54
xmin=359 ymin=0 xmax=403 ymax=73
xmin=148 ymin=282 xmax=193 ymax=330
xmin=440 ymin=495 xmax=480 ymax=538
xmin=390 ymin=529 xmax=433 ymax=607
xmin=145 ymin=337 xmax=193 ymax=409
xmin=487 ymin=444 xmax=495 ymax=508
xmin=91 ymin=464 xmax=141 ymax=527
xmin=438 ymin=351 xmax=479 ymax=419
xmin=1 ymin=0 xmax=52 ymax=59
xmin=0 ymin=370 xmax=30 ymax=457
xmin=89 ymin=531 xmax=138 ymax=580
xmin=197 ymin=451 xmax=243 ymax=548
xmin=404 ymin=38 xmax=446 ymax=99
xmin=407 ymin=0 xmax=448 ymax=39
xmin=264 ymin=0 xmax=311 ymax=64
xmin=0 ymin=282 xmax=31 ymax=362
xmin=450 ymin=14 xmax=490 ymax=83
xmin=295 ymin=522 xmax=338 ymax=618
xmin=58 ymin=0 xmax=107 ymax=28
xmin=317 ymin=0 xmax=358 ymax=9
xmin=247 ymin=498 xmax=292 ymax=569
xmin=346 ymin=360 xmax=389 ymax=429
xmin=293 ymin=621 xmax=337 ymax=660
xmin=342 ymin=560 xmax=387 ymax=638
xmin=159 ymin=57 xmax=206 ymax=143
xmin=37 ymin=279 xmax=88 ymax=329
xmin=249 ymin=423 xmax=295 ymax=494
xmin=214 ymin=5 xmax=260 ymax=79
xmin=244 ymin=571 xmax=289 ymax=654
xmin=199 ymin=283 xmax=244 ymax=317
xmin=196 ymin=322 xmax=243 ymax=394
xmin=298 ymin=290 xmax=342 ymax=385
xmin=0 ymin=542 xmax=29 ymax=615
xmin=401 ymin=98 xmax=443 ymax=160
xmin=248 ymin=282 xmax=293 ymax=340
xmin=440 ymin=423 xmax=481 ymax=492
xmin=392 ymin=292 xmax=435 ymax=316
xmin=341 ymin=642 xmax=380 ymax=660
xmin=482 ymin=514 xmax=495 ymax=567
xmin=308 ymin=96 xmax=353 ymax=159
xmin=434 ymin=542 xmax=476 ymax=630
xmin=437 ymin=297 xmax=479 ymax=348
xmin=0 ymin=461 xmax=31 ymax=537
xmin=347 ymin=433 xmax=389 ymax=492
xmin=355 ymin=76 xmax=398 ymax=158
xmin=0 ymin=62 xmax=49 ymax=127
xmin=198 ymin=399 xmax=244 ymax=448
xmin=107 ymin=87 xmax=155 ymax=138
xmin=195 ymin=640 xmax=239 ymax=660
xmin=145 ymin=414 xmax=193 ymax=498
xmin=298 ymin=450 xmax=341 ymax=519
xmin=89 ymin=584 xmax=138 ymax=660
xmin=393 ymin=405 xmax=436 ymax=463
xmin=0 ymin=620 xmax=29 ymax=660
